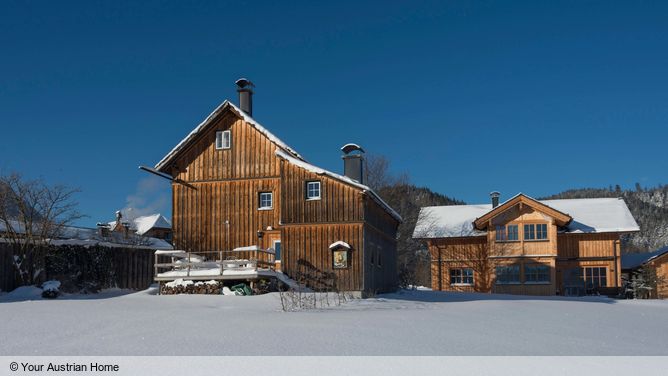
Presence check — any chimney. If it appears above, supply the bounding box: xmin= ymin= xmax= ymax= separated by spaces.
xmin=341 ymin=143 xmax=365 ymax=184
xmin=490 ymin=191 xmax=501 ymax=208
xmin=235 ymin=78 xmax=255 ymax=116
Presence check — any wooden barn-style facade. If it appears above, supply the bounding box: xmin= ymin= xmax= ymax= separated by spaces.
xmin=153 ymin=79 xmax=401 ymax=294
xmin=414 ymin=193 xmax=639 ymax=296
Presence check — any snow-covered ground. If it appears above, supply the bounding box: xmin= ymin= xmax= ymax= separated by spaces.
xmin=1 ymin=287 xmax=667 ymax=356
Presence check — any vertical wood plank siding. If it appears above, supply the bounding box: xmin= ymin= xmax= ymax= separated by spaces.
xmin=279 ymin=159 xmax=363 ymax=224
xmin=166 ymin=112 xmax=400 ymax=293
xmin=173 ymin=179 xmax=281 ymax=252
xmin=282 ymin=223 xmax=364 ymax=291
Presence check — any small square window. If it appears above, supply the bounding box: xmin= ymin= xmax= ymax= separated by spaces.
xmin=306 ymin=181 xmax=321 ymax=200
xmin=216 ymin=130 xmax=231 ymax=149
xmin=258 ymin=192 xmax=273 ymax=210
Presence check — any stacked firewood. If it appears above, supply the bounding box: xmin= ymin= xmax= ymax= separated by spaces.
xmin=160 ymin=280 xmax=222 ymax=295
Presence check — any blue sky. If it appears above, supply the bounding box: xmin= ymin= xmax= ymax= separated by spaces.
xmin=1 ymin=0 xmax=667 ymax=226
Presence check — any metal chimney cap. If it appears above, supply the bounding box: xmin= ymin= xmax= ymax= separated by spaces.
xmin=490 ymin=191 xmax=501 ymax=198
xmin=341 ymin=143 xmax=365 ymax=155
xmin=235 ymin=78 xmax=255 ymax=89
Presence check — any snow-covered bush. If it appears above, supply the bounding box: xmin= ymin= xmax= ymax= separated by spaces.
xmin=41 ymin=280 xmax=61 ymax=299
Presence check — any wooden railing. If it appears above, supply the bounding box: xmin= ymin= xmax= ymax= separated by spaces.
xmin=154 ymin=249 xmax=276 ymax=279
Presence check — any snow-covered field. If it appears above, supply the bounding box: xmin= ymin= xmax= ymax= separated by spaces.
xmin=1 ymin=287 xmax=667 ymax=356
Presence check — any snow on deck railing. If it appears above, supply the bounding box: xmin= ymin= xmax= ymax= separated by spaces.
xmin=154 ymin=248 xmax=276 ymax=280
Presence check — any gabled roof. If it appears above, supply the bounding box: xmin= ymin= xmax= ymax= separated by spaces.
xmin=414 ymin=196 xmax=639 ymax=239
xmin=275 ymin=150 xmax=402 ymax=222
xmin=621 ymin=246 xmax=668 ymax=269
xmin=155 ymin=100 xmax=303 ymax=172
xmin=108 ymin=214 xmax=171 ymax=235
xmin=473 ymin=193 xmax=572 ymax=230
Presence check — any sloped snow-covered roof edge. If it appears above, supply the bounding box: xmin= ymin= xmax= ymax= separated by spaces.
xmin=155 ymin=100 xmax=303 ymax=171
xmin=275 ymin=150 xmax=402 ymax=222
xmin=414 ymin=197 xmax=639 ymax=239
xmin=621 ymin=246 xmax=668 ymax=269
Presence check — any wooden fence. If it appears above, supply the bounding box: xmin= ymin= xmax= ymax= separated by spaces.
xmin=0 ymin=244 xmax=16 ymax=292
xmin=0 ymin=242 xmax=158 ymax=293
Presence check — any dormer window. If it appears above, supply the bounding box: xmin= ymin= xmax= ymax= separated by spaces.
xmin=216 ymin=130 xmax=231 ymax=149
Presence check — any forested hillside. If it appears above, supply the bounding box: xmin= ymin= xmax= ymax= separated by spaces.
xmin=375 ymin=184 xmax=464 ymax=286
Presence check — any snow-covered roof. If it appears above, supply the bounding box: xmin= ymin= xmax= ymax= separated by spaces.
xmin=414 ymin=197 xmax=639 ymax=239
xmin=329 ymin=241 xmax=351 ymax=250
xmin=621 ymin=246 xmax=668 ymax=269
xmin=155 ymin=100 xmax=303 ymax=171
xmin=133 ymin=214 xmax=171 ymax=235
xmin=341 ymin=143 xmax=365 ymax=154
xmin=107 ymin=214 xmax=171 ymax=235
xmin=275 ymin=150 xmax=402 ymax=222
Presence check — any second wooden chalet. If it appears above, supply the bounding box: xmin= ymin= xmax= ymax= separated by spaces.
xmin=152 ymin=79 xmax=401 ymax=294
xmin=414 ymin=193 xmax=639 ymax=296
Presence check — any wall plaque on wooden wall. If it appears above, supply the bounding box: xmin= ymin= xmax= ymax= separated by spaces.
xmin=333 ymin=249 xmax=348 ymax=269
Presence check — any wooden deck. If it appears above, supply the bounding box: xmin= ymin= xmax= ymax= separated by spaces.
xmin=154 ymin=248 xmax=277 ymax=282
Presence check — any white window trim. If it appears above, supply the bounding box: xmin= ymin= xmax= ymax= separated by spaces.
xmin=216 ymin=130 xmax=231 ymax=150
xmin=306 ymin=181 xmax=321 ymax=200
xmin=258 ymin=192 xmax=273 ymax=210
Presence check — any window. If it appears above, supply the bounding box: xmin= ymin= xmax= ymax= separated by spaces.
xmin=216 ymin=130 xmax=231 ymax=149
xmin=584 ymin=267 xmax=607 ymax=289
xmin=507 ymin=225 xmax=518 ymax=241
xmin=524 ymin=223 xmax=548 ymax=241
xmin=273 ymin=241 xmax=281 ymax=261
xmin=496 ymin=224 xmax=519 ymax=241
xmin=524 ymin=224 xmax=535 ymax=240
xmin=496 ymin=265 xmax=520 ymax=284
xmin=524 ymin=264 xmax=550 ymax=283
xmin=258 ymin=192 xmax=273 ymax=210
xmin=495 ymin=225 xmax=506 ymax=241
xmin=450 ymin=268 xmax=474 ymax=285
xmin=306 ymin=181 xmax=321 ymax=200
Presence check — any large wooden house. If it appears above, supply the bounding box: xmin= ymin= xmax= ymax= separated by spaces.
xmin=152 ymin=79 xmax=401 ymax=294
xmin=414 ymin=193 xmax=639 ymax=296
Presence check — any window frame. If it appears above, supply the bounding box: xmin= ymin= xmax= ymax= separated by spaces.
xmin=215 ymin=130 xmax=231 ymax=150
xmin=496 ymin=224 xmax=519 ymax=242
xmin=495 ymin=265 xmax=521 ymax=285
xmin=258 ymin=191 xmax=273 ymax=210
xmin=305 ymin=181 xmax=321 ymax=200
xmin=583 ymin=267 xmax=607 ymax=289
xmin=523 ymin=223 xmax=548 ymax=241
xmin=450 ymin=268 xmax=474 ymax=286
xmin=524 ymin=264 xmax=551 ymax=284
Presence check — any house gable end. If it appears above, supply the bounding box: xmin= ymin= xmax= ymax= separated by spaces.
xmin=155 ymin=100 xmax=303 ymax=176
xmin=474 ymin=194 xmax=571 ymax=231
